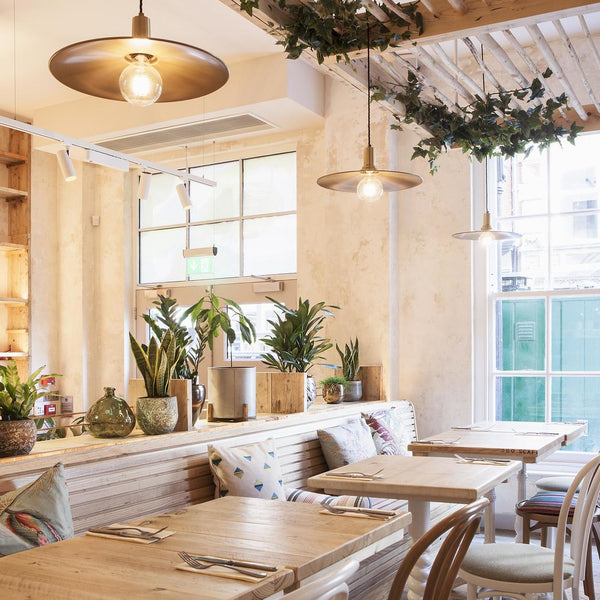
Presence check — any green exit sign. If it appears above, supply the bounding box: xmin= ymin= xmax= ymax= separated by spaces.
xmin=186 ymin=256 xmax=214 ymax=275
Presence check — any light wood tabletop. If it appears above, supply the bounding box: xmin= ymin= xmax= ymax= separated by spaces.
xmin=0 ymin=496 xmax=411 ymax=599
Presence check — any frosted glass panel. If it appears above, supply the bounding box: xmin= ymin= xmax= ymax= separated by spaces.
xmin=140 ymin=228 xmax=186 ymax=284
xmin=243 ymin=153 xmax=296 ymax=216
xmin=140 ymin=173 xmax=186 ymax=228
xmin=243 ymin=215 xmax=296 ymax=276
xmin=189 ymin=162 xmax=240 ymax=221
xmin=190 ymin=222 xmax=239 ymax=280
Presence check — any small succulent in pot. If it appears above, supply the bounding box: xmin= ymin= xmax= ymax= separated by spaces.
xmin=336 ymin=338 xmax=362 ymax=402
xmin=319 ymin=375 xmax=348 ymax=404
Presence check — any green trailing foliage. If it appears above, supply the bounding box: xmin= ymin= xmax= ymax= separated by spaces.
xmin=238 ymin=0 xmax=422 ymax=64
xmin=183 ymin=291 xmax=256 ymax=368
xmin=336 ymin=337 xmax=359 ymax=381
xmin=129 ymin=329 xmax=181 ymax=397
xmin=373 ymin=69 xmax=582 ymax=173
xmin=0 ymin=361 xmax=58 ymax=421
xmin=260 ymin=297 xmax=338 ymax=373
xmin=143 ymin=294 xmax=208 ymax=381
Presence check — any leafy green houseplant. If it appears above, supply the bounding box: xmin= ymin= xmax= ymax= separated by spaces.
xmin=260 ymin=297 xmax=338 ymax=407
xmin=336 ymin=338 xmax=362 ymax=402
xmin=0 ymin=361 xmax=56 ymax=457
xmin=184 ymin=291 xmax=257 ymax=421
xmin=319 ymin=375 xmax=348 ymax=404
xmin=129 ymin=329 xmax=181 ymax=434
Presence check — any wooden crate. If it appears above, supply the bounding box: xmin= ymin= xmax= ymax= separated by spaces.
xmin=358 ymin=365 xmax=384 ymax=402
xmin=256 ymin=372 xmax=307 ymax=414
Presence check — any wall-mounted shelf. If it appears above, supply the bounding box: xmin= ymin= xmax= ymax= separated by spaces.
xmin=0 ymin=242 xmax=27 ymax=253
xmin=0 ymin=186 xmax=28 ymax=200
xmin=0 ymin=352 xmax=29 ymax=359
xmin=0 ymin=149 xmax=27 ymax=166
xmin=0 ymin=297 xmax=27 ymax=306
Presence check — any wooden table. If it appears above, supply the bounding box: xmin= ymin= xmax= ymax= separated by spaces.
xmin=0 ymin=496 xmax=411 ymax=599
xmin=407 ymin=420 xmax=587 ymax=541
xmin=307 ymin=455 xmax=520 ymax=600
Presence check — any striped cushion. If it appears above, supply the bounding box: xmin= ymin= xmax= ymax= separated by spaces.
xmin=285 ymin=487 xmax=372 ymax=508
xmin=516 ymin=491 xmax=576 ymax=516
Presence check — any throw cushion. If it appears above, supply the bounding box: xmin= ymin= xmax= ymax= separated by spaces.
xmin=363 ymin=409 xmax=412 ymax=455
xmin=516 ymin=491 xmax=576 ymax=516
xmin=285 ymin=487 xmax=372 ymax=508
xmin=0 ymin=462 xmax=74 ymax=557
xmin=317 ymin=418 xmax=377 ymax=469
xmin=208 ymin=438 xmax=285 ymax=501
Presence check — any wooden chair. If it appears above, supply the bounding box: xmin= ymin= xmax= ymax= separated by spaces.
xmin=387 ymin=497 xmax=490 ymax=600
xmin=283 ymin=560 xmax=359 ymax=600
xmin=460 ymin=453 xmax=600 ymax=600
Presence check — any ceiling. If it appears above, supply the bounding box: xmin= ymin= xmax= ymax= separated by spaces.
xmin=0 ymin=0 xmax=280 ymax=119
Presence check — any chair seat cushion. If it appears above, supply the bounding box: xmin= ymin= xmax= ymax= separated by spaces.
xmin=285 ymin=488 xmax=372 ymax=508
xmin=461 ymin=543 xmax=574 ymax=583
xmin=536 ymin=476 xmax=578 ymax=492
xmin=516 ymin=491 xmax=576 ymax=516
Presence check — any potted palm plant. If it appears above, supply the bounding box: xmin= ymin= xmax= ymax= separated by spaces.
xmin=260 ymin=297 xmax=338 ymax=408
xmin=184 ymin=290 xmax=256 ymax=421
xmin=336 ymin=337 xmax=362 ymax=401
xmin=0 ymin=361 xmax=57 ymax=457
xmin=129 ymin=329 xmax=181 ymax=435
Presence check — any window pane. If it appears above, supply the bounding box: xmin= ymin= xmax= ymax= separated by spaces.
xmin=243 ymin=215 xmax=296 ymax=276
xmin=495 ymin=376 xmax=546 ymax=421
xmin=496 ymin=299 xmax=545 ymax=371
xmin=189 ymin=162 xmax=240 ymax=221
xmin=549 ymin=134 xmax=600 ymax=215
xmin=552 ymin=297 xmax=600 ymax=371
xmin=226 ymin=302 xmax=279 ymax=361
xmin=498 ymin=149 xmax=548 ymax=218
xmin=140 ymin=173 xmax=186 ymax=228
xmin=140 ymin=228 xmax=186 ymax=284
xmin=552 ymin=376 xmax=600 ymax=452
xmin=189 ymin=222 xmax=240 ymax=280
xmin=243 ymin=153 xmax=296 ymax=216
xmin=550 ymin=214 xmax=600 ymax=290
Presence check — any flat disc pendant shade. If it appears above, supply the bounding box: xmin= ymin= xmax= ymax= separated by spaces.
xmin=317 ymin=168 xmax=422 ymax=192
xmin=452 ymin=229 xmax=521 ymax=241
xmin=49 ymin=37 xmax=229 ymax=102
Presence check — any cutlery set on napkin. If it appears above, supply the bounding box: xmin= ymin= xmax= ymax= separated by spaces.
xmin=319 ymin=502 xmax=399 ymax=520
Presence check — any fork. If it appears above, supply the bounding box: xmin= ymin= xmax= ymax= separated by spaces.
xmin=454 ymin=454 xmax=511 ymax=465
xmin=320 ymin=503 xmax=391 ymax=520
xmin=88 ymin=525 xmax=168 ymax=539
xmin=325 ymin=467 xmax=384 ymax=479
xmin=178 ymin=552 xmax=268 ymax=578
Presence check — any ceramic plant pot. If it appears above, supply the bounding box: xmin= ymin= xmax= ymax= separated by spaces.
xmin=136 ymin=396 xmax=178 ymax=435
xmin=0 ymin=418 xmax=37 ymax=457
xmin=191 ymin=383 xmax=206 ymax=425
xmin=306 ymin=375 xmax=317 ymax=408
xmin=344 ymin=380 xmax=363 ymax=402
xmin=322 ymin=383 xmax=345 ymax=404
xmin=208 ymin=367 xmax=256 ymax=420
xmin=87 ymin=387 xmax=136 ymax=438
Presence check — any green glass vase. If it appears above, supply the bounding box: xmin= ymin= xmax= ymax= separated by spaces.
xmin=87 ymin=387 xmax=136 ymax=438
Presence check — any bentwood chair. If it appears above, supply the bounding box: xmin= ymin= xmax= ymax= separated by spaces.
xmin=283 ymin=559 xmax=359 ymax=600
xmin=460 ymin=453 xmax=600 ymax=600
xmin=387 ymin=497 xmax=489 ymax=600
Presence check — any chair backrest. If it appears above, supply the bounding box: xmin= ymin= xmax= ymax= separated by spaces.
xmin=283 ymin=559 xmax=359 ymax=600
xmin=553 ymin=453 xmax=600 ymax=599
xmin=387 ymin=497 xmax=489 ymax=600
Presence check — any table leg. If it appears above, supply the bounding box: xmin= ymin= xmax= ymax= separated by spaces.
xmin=514 ymin=462 xmax=527 ymax=542
xmin=407 ymin=500 xmax=431 ymax=600
xmin=484 ymin=490 xmax=496 ymax=543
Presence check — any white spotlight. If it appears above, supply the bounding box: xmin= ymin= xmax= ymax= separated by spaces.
xmin=138 ymin=172 xmax=151 ymax=201
xmin=176 ymin=181 xmax=192 ymax=211
xmin=57 ymin=148 xmax=76 ymax=182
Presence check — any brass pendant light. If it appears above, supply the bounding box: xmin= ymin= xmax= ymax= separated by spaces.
xmin=317 ymin=24 xmax=422 ymax=200
xmin=49 ymin=0 xmax=229 ymax=107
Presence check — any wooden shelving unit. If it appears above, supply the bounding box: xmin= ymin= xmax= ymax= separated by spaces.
xmin=0 ymin=125 xmax=30 ymax=378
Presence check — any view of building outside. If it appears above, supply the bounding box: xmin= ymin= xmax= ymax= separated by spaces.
xmin=491 ymin=133 xmax=600 ymax=452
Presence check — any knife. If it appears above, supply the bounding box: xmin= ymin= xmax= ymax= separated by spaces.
xmin=324 ymin=473 xmax=382 ymax=480
xmin=187 ymin=555 xmax=278 ymax=571
xmin=88 ymin=527 xmax=160 ymax=541
xmin=327 ymin=505 xmax=398 ymax=516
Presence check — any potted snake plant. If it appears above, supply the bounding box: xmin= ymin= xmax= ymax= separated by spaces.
xmin=336 ymin=338 xmax=362 ymax=401
xmin=129 ymin=329 xmax=181 ymax=435
xmin=0 ymin=361 xmax=57 ymax=457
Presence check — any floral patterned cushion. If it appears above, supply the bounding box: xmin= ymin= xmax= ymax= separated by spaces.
xmin=285 ymin=487 xmax=372 ymax=507
xmin=363 ymin=409 xmax=412 ymax=455
xmin=208 ymin=438 xmax=285 ymax=501
xmin=317 ymin=418 xmax=378 ymax=469
xmin=0 ymin=463 xmax=74 ymax=556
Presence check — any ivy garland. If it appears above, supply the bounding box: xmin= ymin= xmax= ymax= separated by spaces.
xmin=238 ymin=0 xmax=422 ymax=64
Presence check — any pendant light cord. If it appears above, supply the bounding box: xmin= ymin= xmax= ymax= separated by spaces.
xmin=367 ymin=23 xmax=371 ymax=148
xmin=481 ymin=43 xmax=489 ymax=214
xmin=139 ymin=0 xmax=143 ymax=14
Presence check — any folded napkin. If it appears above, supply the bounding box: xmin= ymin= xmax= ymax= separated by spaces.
xmin=176 ymin=563 xmax=274 ymax=582
xmin=86 ymin=524 xmax=175 ymax=544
